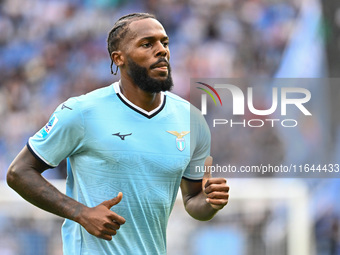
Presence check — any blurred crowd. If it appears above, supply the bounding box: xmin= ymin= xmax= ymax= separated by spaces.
xmin=0 ymin=0 xmax=300 ymax=179
xmin=2 ymin=0 xmax=339 ymax=255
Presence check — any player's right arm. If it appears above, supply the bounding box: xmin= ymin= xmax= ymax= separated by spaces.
xmin=7 ymin=98 xmax=125 ymax=240
xmin=7 ymin=148 xmax=125 ymax=241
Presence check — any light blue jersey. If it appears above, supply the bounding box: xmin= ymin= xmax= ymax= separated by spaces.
xmin=28 ymin=82 xmax=210 ymax=255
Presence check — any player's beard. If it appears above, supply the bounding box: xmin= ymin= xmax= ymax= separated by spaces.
xmin=127 ymin=57 xmax=174 ymax=93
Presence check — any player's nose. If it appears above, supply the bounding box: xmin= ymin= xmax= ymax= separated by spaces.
xmin=155 ymin=41 xmax=168 ymax=57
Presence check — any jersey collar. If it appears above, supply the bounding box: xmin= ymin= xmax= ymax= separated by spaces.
xmin=113 ymin=81 xmax=166 ymax=119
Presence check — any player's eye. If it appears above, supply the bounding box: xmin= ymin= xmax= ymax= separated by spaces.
xmin=162 ymin=41 xmax=169 ymax=47
xmin=141 ymin=43 xmax=152 ymax=48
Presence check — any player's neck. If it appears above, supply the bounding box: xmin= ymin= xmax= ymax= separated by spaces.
xmin=119 ymin=79 xmax=162 ymax=112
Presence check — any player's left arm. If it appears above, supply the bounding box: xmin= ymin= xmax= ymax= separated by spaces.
xmin=180 ymin=156 xmax=229 ymax=221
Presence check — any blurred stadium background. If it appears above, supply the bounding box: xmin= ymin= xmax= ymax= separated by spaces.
xmin=1 ymin=0 xmax=340 ymax=254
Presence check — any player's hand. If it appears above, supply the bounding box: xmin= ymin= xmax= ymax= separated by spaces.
xmin=202 ymin=156 xmax=229 ymax=210
xmin=79 ymin=192 xmax=126 ymax=241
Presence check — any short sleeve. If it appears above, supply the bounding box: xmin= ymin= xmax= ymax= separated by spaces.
xmin=28 ymin=98 xmax=84 ymax=168
xmin=183 ymin=106 xmax=211 ymax=181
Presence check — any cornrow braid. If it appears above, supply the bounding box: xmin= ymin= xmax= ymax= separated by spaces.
xmin=107 ymin=13 xmax=156 ymax=75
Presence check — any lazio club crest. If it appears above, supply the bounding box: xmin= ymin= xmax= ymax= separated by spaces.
xmin=167 ymin=131 xmax=190 ymax=151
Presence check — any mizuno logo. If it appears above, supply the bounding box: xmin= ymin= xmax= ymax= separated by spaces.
xmin=61 ymin=104 xmax=73 ymax=110
xmin=112 ymin=132 xmax=132 ymax=140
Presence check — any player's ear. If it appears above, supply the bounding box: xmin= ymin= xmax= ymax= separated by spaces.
xmin=111 ymin=51 xmax=124 ymax=67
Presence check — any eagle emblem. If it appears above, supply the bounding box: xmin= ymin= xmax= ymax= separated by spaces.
xmin=167 ymin=131 xmax=190 ymax=151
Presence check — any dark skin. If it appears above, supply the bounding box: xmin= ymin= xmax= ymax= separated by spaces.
xmin=7 ymin=18 xmax=229 ymax=241
xmin=7 ymin=146 xmax=125 ymax=241
xmin=111 ymin=18 xmax=169 ymax=111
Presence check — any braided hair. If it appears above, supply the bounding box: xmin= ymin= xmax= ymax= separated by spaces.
xmin=107 ymin=13 xmax=156 ymax=75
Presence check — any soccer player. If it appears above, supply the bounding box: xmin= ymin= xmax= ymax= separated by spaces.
xmin=7 ymin=13 xmax=229 ymax=254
